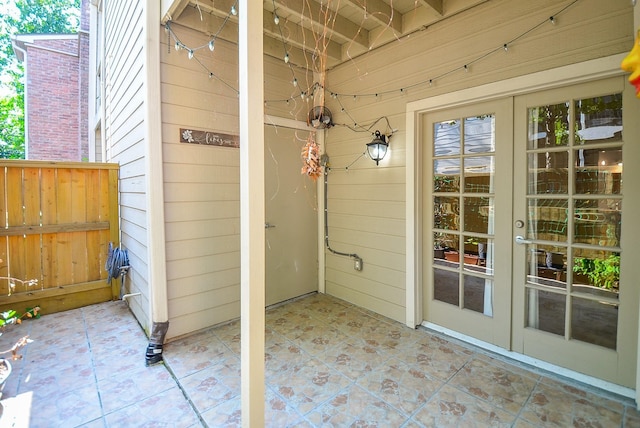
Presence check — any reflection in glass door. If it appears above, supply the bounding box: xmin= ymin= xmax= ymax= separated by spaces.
xmin=513 ymin=78 xmax=636 ymax=386
xmin=424 ymin=99 xmax=512 ymax=348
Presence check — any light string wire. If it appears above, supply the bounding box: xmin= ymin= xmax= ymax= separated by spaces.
xmin=163 ymin=0 xmax=581 ymax=109
xmin=266 ymin=0 xmax=581 ymax=103
xmin=164 ymin=0 xmax=239 ymax=95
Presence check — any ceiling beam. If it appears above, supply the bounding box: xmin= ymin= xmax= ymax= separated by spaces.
xmin=263 ymin=11 xmax=342 ymax=62
xmin=417 ymin=0 xmax=444 ymax=16
xmin=272 ymin=0 xmax=369 ymax=49
xmin=162 ymin=0 xmax=191 ymax=23
xmin=342 ymin=0 xmax=402 ymax=34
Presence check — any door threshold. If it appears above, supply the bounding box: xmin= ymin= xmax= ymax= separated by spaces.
xmin=421 ymin=321 xmax=636 ymax=402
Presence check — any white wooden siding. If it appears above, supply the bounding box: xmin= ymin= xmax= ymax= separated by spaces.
xmin=103 ymin=0 xmax=150 ymax=331
xmin=322 ymin=0 xmax=633 ymax=322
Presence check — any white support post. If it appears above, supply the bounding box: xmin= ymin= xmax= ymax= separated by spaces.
xmin=239 ymin=1 xmax=266 ymax=426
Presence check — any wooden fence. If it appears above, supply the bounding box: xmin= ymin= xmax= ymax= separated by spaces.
xmin=0 ymin=161 xmax=120 ymax=315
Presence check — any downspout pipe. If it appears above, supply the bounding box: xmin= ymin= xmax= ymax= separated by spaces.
xmin=143 ymin=0 xmax=169 ymax=365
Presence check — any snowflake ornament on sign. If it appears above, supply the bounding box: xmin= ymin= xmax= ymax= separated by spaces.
xmin=301 ymin=134 xmax=322 ymax=181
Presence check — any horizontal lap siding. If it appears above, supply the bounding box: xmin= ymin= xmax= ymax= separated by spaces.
xmin=162 ymin=21 xmax=312 ymax=338
xmin=323 ymin=0 xmax=632 ymax=323
xmin=161 ymin=24 xmax=241 ymax=339
xmin=104 ymin=1 xmax=150 ymax=330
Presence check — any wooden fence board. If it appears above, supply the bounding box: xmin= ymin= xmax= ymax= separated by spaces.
xmin=41 ymin=168 xmax=57 ymax=226
xmin=0 ymin=162 xmax=120 ymax=314
xmin=71 ymin=169 xmax=87 ymax=223
xmin=23 ymin=168 xmax=39 ymax=226
xmin=41 ymin=233 xmax=56 ymax=288
xmin=56 ymin=168 xmax=72 ymax=224
xmin=7 ymin=168 xmax=22 ymax=227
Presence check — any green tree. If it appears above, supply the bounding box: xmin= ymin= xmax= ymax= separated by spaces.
xmin=0 ymin=0 xmax=80 ymax=158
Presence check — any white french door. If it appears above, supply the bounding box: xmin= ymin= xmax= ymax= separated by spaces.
xmin=422 ymin=75 xmax=640 ymax=388
xmin=422 ymin=98 xmax=513 ymax=348
xmin=512 ymin=77 xmax=637 ymax=387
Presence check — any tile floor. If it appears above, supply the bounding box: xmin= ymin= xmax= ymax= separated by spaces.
xmin=0 ymin=292 xmax=638 ymax=427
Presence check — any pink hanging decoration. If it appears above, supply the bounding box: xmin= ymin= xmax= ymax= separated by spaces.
xmin=300 ymin=134 xmax=322 ymax=181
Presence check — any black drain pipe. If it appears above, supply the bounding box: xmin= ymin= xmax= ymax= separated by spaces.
xmin=146 ymin=321 xmax=169 ymax=366
xmin=323 ymin=166 xmax=363 ymax=269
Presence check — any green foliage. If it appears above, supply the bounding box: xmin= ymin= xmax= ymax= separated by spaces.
xmin=573 ymin=255 xmax=620 ymax=290
xmin=0 ymin=0 xmax=80 ymax=159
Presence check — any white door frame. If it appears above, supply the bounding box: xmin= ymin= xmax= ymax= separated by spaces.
xmin=404 ymin=54 xmax=635 ymax=398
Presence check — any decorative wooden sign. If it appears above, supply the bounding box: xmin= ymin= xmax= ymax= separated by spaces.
xmin=180 ymin=128 xmax=239 ymax=148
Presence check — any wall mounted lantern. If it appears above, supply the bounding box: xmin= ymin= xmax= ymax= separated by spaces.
xmin=366 ymin=130 xmax=389 ymax=165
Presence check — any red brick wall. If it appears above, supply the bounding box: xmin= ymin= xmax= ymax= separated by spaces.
xmin=26 ymin=33 xmax=89 ymax=161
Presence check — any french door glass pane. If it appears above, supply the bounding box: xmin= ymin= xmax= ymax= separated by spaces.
xmin=433 ymin=197 xmax=459 ymax=230
xmin=574 ymin=94 xmax=623 ymax=144
xmin=573 ymin=199 xmax=621 ymax=246
xmin=574 ymin=148 xmax=622 ymax=195
xmin=571 ymin=297 xmax=618 ymax=349
xmin=525 ymin=243 xmax=567 ymax=289
xmin=434 ymin=268 xmax=458 ymax=306
xmin=433 ymin=159 xmax=460 ymax=192
xmin=527 ymin=102 xmax=570 ymax=149
xmin=527 ymin=152 xmax=569 ymax=194
xmin=464 ymin=156 xmax=494 ymax=193
xmin=527 ymin=198 xmax=568 ymax=241
xmin=464 ymin=197 xmax=493 ymax=234
xmin=464 ymin=275 xmax=493 ymax=315
xmin=434 ymin=120 xmax=460 ymax=155
xmin=525 ymin=289 xmax=565 ymax=336
xmin=464 ymin=116 xmax=495 ymax=153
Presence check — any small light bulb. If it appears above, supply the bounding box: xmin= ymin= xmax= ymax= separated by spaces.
xmin=231 ymin=5 xmax=237 ymax=16
xmin=464 ymin=64 xmax=469 ymax=72
xmin=292 ymin=78 xmax=298 ymax=87
xmin=208 ymin=40 xmax=215 ymax=51
xmin=209 ymin=72 xmax=214 ymax=79
xmin=503 ymin=44 xmax=508 ymax=52
xmin=188 ymin=50 xmax=194 ymax=59
xmin=332 ymin=93 xmax=337 ymax=99
xmin=429 ymin=79 xmax=433 ymax=87
xmin=284 ymin=53 xmax=289 ymax=63
xmin=301 ymin=91 xmax=306 ymax=100
xmin=175 ymin=42 xmax=181 ymax=51
xmin=549 ymin=16 xmax=555 ymax=25
xmin=274 ymin=14 xmax=279 ymax=25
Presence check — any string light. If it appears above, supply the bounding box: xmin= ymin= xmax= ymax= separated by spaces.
xmin=165 ymin=0 xmax=580 ymax=107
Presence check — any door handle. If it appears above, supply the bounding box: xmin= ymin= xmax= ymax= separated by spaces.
xmin=515 ymin=235 xmax=532 ymax=245
xmin=265 ymin=223 xmax=276 ymax=229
